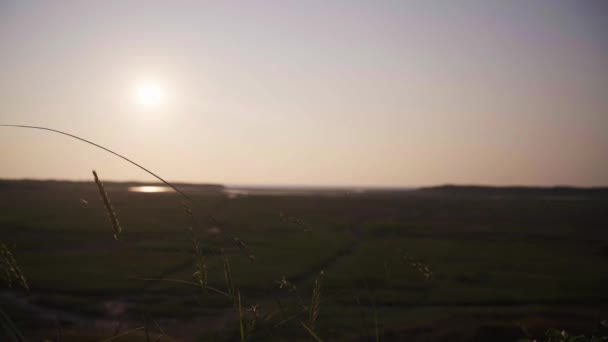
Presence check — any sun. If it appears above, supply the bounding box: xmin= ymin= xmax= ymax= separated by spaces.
xmin=136 ymin=82 xmax=164 ymax=108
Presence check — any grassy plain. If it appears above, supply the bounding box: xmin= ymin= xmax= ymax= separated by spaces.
xmin=1 ymin=180 xmax=607 ymax=341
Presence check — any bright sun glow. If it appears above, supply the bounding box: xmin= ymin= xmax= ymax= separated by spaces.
xmin=136 ymin=82 xmax=164 ymax=108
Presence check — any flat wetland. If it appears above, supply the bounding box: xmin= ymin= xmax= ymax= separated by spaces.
xmin=1 ymin=180 xmax=607 ymax=341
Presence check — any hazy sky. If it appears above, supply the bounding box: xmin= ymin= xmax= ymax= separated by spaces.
xmin=1 ymin=1 xmax=607 ymax=187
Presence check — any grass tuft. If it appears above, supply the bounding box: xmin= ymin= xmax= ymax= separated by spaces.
xmin=0 ymin=242 xmax=29 ymax=292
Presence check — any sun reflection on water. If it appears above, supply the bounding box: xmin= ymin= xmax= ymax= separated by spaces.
xmin=128 ymin=186 xmax=173 ymax=193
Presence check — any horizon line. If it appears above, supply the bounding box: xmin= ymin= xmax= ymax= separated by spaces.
xmin=1 ymin=177 xmax=607 ymax=190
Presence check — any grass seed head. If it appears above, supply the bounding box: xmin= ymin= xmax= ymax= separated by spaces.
xmin=93 ymin=170 xmax=122 ymax=240
xmin=0 ymin=242 xmax=29 ymax=292
xmin=309 ymin=270 xmax=324 ymax=331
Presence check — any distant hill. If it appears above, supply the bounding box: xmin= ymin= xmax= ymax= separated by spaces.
xmin=418 ymin=185 xmax=608 ymax=197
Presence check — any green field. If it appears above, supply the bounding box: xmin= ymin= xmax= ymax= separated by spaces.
xmin=1 ymin=181 xmax=608 ymax=341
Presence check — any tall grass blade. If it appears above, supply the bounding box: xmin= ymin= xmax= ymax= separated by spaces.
xmin=0 ymin=309 xmax=26 ymax=342
xmin=299 ymin=320 xmax=323 ymax=342
xmin=183 ymin=202 xmax=208 ymax=294
xmin=309 ymin=270 xmax=324 ymax=331
xmin=0 ymin=124 xmax=192 ymax=202
xmin=93 ymin=170 xmax=122 ymax=240
xmin=222 ymin=250 xmax=235 ymax=304
xmin=238 ymin=290 xmax=245 ymax=342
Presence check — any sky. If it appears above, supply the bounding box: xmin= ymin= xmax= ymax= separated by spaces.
xmin=1 ymin=0 xmax=607 ymax=187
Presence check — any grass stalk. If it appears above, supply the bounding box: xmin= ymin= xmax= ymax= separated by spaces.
xmin=101 ymin=326 xmax=145 ymax=342
xmin=93 ymin=170 xmax=122 ymax=240
xmin=0 ymin=124 xmax=192 ymax=201
xmin=222 ymin=250 xmax=235 ymax=304
xmin=238 ymin=290 xmax=245 ymax=342
xmin=309 ymin=270 xmax=324 ymax=331
xmin=299 ymin=320 xmax=323 ymax=342
xmin=0 ymin=309 xmax=26 ymax=342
